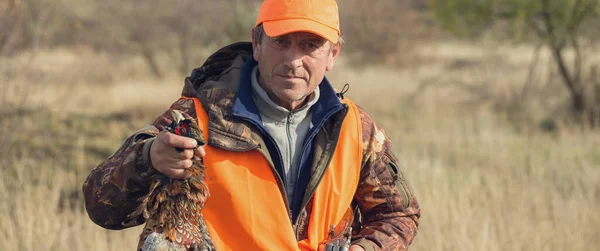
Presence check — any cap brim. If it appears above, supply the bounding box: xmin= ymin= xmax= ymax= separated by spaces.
xmin=262 ymin=19 xmax=339 ymax=43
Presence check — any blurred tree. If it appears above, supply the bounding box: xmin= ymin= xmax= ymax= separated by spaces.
xmin=0 ymin=0 xmax=22 ymax=56
xmin=91 ymin=0 xmax=219 ymax=78
xmin=0 ymin=0 xmax=255 ymax=78
xmin=431 ymin=0 xmax=600 ymax=126
xmin=223 ymin=0 xmax=260 ymax=45
xmin=88 ymin=0 xmax=260 ymax=78
xmin=0 ymin=0 xmax=68 ymax=57
xmin=339 ymin=0 xmax=435 ymax=65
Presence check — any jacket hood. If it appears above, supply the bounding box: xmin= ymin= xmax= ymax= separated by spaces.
xmin=182 ymin=42 xmax=254 ymax=98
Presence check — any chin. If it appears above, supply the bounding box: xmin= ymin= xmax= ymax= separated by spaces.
xmin=277 ymin=89 xmax=306 ymax=101
xmin=275 ymin=94 xmax=299 ymax=103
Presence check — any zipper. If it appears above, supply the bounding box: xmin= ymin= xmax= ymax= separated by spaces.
xmin=292 ymin=105 xmax=348 ymax=228
xmin=285 ymin=112 xmax=295 ymax=202
xmin=286 ymin=112 xmax=294 ymax=176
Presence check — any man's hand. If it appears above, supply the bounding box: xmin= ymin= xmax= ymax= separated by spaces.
xmin=318 ymin=245 xmax=365 ymax=251
xmin=349 ymin=245 xmax=366 ymax=251
xmin=150 ymin=131 xmax=206 ymax=179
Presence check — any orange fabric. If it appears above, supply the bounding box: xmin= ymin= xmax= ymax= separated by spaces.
xmin=182 ymin=96 xmax=361 ymax=251
xmin=256 ymin=0 xmax=340 ymax=43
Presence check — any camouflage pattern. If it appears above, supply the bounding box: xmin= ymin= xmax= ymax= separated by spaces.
xmin=82 ymin=42 xmax=420 ymax=251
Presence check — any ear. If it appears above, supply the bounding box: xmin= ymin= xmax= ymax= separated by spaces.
xmin=252 ymin=27 xmax=261 ymax=62
xmin=326 ymin=42 xmax=341 ymax=71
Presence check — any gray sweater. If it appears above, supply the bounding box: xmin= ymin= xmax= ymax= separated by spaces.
xmin=250 ymin=66 xmax=320 ymax=204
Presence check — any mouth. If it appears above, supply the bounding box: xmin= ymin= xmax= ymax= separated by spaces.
xmin=278 ymin=74 xmax=299 ymax=79
xmin=278 ymin=75 xmax=307 ymax=83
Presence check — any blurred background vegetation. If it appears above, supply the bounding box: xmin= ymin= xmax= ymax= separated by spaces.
xmin=1 ymin=0 xmax=599 ymax=250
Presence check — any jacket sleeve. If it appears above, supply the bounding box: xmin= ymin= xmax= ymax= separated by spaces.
xmin=351 ymin=106 xmax=421 ymax=251
xmin=82 ymin=98 xmax=198 ymax=229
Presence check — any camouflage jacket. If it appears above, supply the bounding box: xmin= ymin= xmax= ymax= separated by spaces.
xmin=82 ymin=42 xmax=420 ymax=251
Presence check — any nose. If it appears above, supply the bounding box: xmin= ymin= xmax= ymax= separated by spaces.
xmin=283 ymin=44 xmax=303 ymax=69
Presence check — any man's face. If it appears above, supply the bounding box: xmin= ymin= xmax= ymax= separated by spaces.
xmin=252 ymin=30 xmax=341 ymax=110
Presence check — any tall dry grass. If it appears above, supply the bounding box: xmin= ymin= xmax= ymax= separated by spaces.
xmin=1 ymin=42 xmax=599 ymax=251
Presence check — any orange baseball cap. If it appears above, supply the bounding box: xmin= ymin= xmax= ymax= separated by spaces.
xmin=255 ymin=0 xmax=340 ymax=43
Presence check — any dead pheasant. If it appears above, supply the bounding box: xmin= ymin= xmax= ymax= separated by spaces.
xmin=129 ymin=110 xmax=216 ymax=251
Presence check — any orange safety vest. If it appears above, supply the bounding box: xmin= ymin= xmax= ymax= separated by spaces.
xmin=182 ymin=96 xmax=362 ymax=251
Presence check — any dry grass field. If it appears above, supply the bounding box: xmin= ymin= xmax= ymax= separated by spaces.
xmin=1 ymin=42 xmax=599 ymax=251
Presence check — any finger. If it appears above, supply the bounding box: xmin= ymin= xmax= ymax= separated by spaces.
xmin=194 ymin=146 xmax=206 ymax=158
xmin=158 ymin=131 xmax=198 ymax=149
xmin=156 ymin=131 xmax=171 ymax=146
xmin=175 ymin=159 xmax=193 ymax=169
xmin=164 ymin=158 xmax=192 ymax=170
xmin=349 ymin=246 xmax=366 ymax=251
xmin=165 ymin=133 xmax=198 ymax=149
xmin=176 ymin=148 xmax=194 ymax=160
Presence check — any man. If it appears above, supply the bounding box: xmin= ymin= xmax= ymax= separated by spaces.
xmin=83 ymin=0 xmax=420 ymax=250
